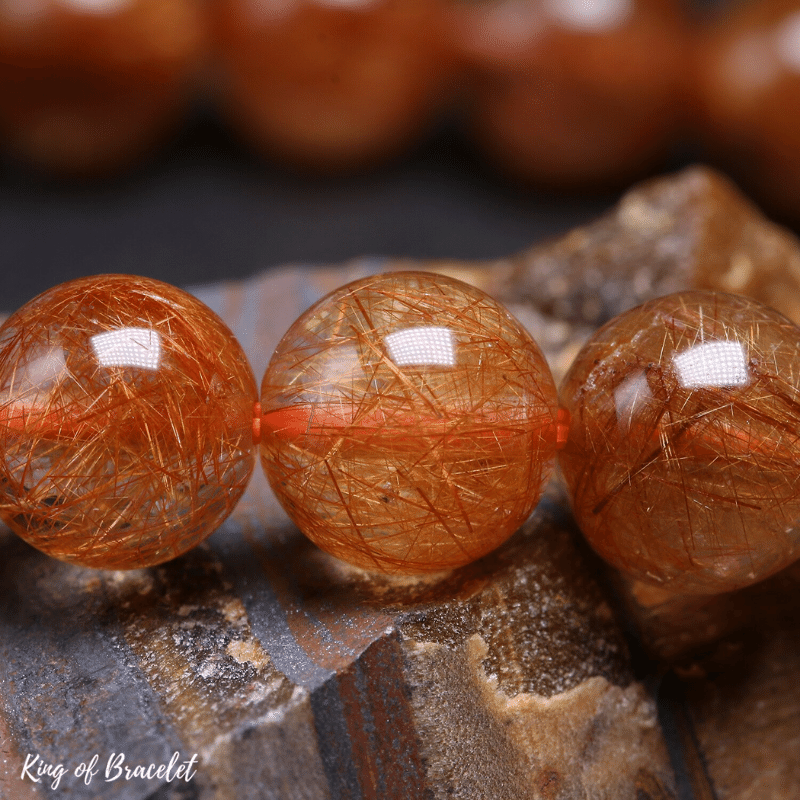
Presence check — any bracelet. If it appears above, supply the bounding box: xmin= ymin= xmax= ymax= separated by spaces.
xmin=1 ymin=271 xmax=796 ymax=599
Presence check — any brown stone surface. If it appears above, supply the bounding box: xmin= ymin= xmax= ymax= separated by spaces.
xmin=0 ymin=684 xmax=41 ymax=800
xmin=613 ymin=557 xmax=800 ymax=669
xmin=682 ymin=619 xmax=800 ymax=800
xmin=0 ymin=482 xmax=676 ymax=799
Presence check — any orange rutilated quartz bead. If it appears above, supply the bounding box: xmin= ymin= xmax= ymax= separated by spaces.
xmin=0 ymin=276 xmax=257 ymax=569
xmin=259 ymin=272 xmax=560 ymax=573
xmin=560 ymin=291 xmax=800 ymax=596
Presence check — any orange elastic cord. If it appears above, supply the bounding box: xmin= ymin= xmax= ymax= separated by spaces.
xmin=256 ymin=401 xmax=571 ymax=451
xmin=555 ymin=407 xmax=570 ymax=450
xmin=252 ymin=401 xmax=262 ymax=446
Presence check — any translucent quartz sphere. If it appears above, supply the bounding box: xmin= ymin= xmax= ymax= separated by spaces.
xmin=260 ymin=272 xmax=560 ymax=573
xmin=0 ymin=275 xmax=257 ymax=569
xmin=560 ymin=291 xmax=800 ymax=595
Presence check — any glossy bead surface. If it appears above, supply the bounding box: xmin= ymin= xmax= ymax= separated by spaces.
xmin=211 ymin=0 xmax=456 ymax=172
xmin=453 ymin=0 xmax=688 ymax=187
xmin=560 ymin=291 xmax=800 ymax=595
xmin=260 ymin=272 xmax=560 ymax=573
xmin=0 ymin=275 xmax=257 ymax=568
xmin=0 ymin=0 xmax=206 ymax=176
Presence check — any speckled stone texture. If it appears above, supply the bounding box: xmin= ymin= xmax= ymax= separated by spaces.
xmin=683 ymin=612 xmax=800 ymax=800
xmin=0 ymin=495 xmax=675 ymax=800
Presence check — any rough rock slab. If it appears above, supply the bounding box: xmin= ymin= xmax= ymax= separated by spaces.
xmin=0 ymin=490 xmax=676 ymax=799
xmin=682 ymin=620 xmax=800 ymax=800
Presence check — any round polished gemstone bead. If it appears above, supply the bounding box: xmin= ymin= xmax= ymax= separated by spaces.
xmin=560 ymin=291 xmax=800 ymax=595
xmin=453 ymin=0 xmax=689 ymax=188
xmin=694 ymin=0 xmax=800 ymax=220
xmin=260 ymin=272 xmax=560 ymax=573
xmin=211 ymin=0 xmax=457 ymax=172
xmin=0 ymin=0 xmax=206 ymax=176
xmin=0 ymin=275 xmax=257 ymax=569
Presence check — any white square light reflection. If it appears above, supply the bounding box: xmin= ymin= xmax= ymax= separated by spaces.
xmin=384 ymin=327 xmax=455 ymax=367
xmin=91 ymin=327 xmax=162 ymax=370
xmin=673 ymin=340 xmax=748 ymax=389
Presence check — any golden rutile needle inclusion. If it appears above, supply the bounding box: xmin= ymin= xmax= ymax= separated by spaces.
xmin=560 ymin=290 xmax=800 ymax=595
xmin=260 ymin=271 xmax=560 ymax=574
xmin=0 ymin=275 xmax=256 ymax=569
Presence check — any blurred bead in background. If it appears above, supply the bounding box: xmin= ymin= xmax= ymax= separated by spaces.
xmin=0 ymin=0 xmax=207 ymax=177
xmin=451 ymin=0 xmax=690 ymax=189
xmin=694 ymin=0 xmax=800 ymax=222
xmin=0 ymin=0 xmax=798 ymax=226
xmin=211 ymin=0 xmax=460 ymax=173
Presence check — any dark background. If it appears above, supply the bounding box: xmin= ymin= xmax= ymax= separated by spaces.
xmin=0 ymin=112 xmax=633 ymax=313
